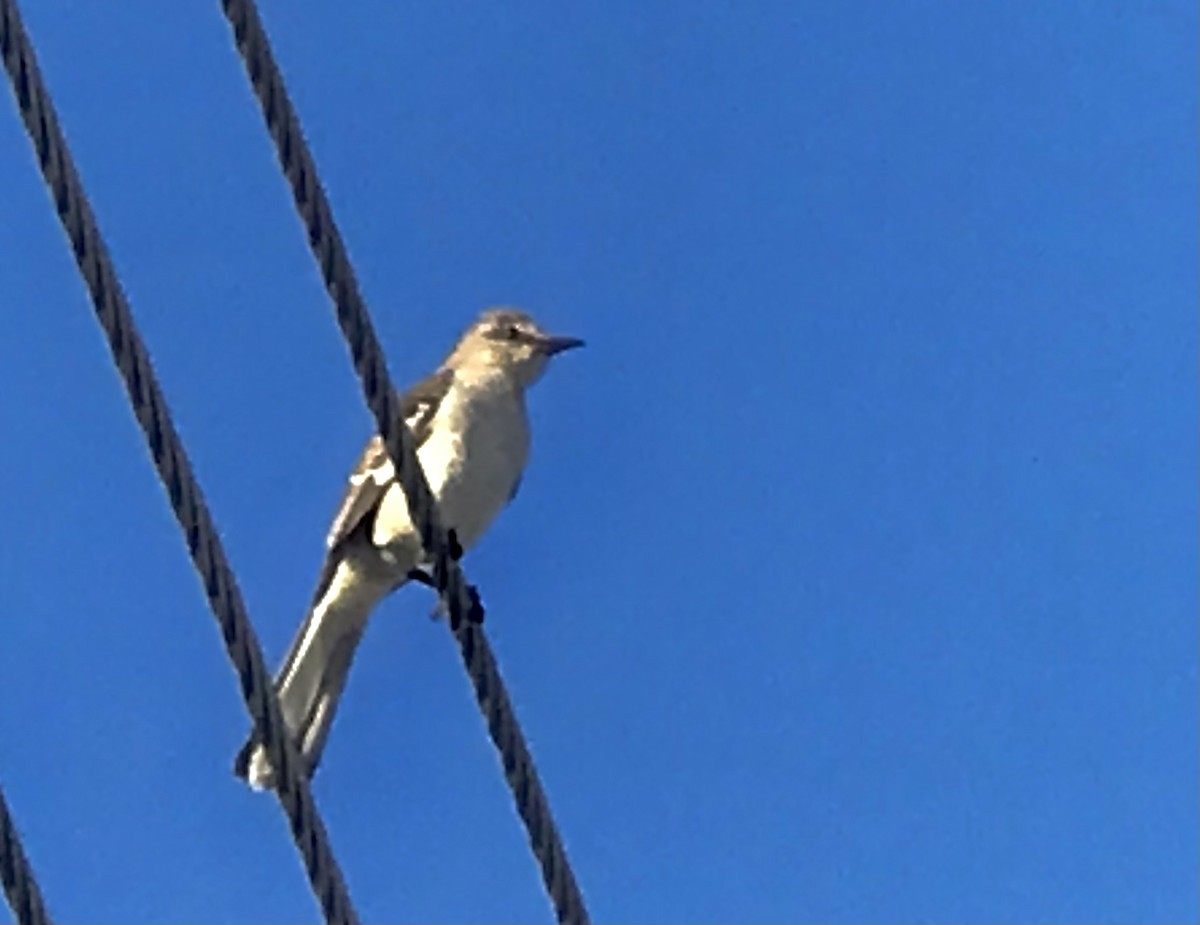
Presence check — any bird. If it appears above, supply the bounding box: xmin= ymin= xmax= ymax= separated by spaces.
xmin=234 ymin=307 xmax=584 ymax=790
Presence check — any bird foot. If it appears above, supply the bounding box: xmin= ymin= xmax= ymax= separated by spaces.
xmin=445 ymin=583 xmax=485 ymax=630
xmin=443 ymin=526 xmax=483 ymax=623
xmin=466 ymin=584 xmax=486 ymax=626
xmin=411 ymin=541 xmax=484 ymax=628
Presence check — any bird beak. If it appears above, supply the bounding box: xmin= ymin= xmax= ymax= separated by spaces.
xmin=540 ymin=334 xmax=585 ymax=356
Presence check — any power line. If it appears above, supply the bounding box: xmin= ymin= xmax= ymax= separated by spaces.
xmin=0 ymin=1 xmax=358 ymax=921
xmin=215 ymin=2 xmax=590 ymax=919
xmin=0 ymin=782 xmax=50 ymax=925
xmin=1 ymin=0 xmax=589 ymax=919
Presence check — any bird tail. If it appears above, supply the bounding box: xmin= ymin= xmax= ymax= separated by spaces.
xmin=233 ymin=557 xmax=385 ymax=790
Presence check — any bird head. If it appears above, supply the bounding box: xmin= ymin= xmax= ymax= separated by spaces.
xmin=449 ymin=307 xmax=584 ymax=388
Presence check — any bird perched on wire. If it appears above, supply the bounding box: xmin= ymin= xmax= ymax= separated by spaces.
xmin=234 ymin=307 xmax=584 ymax=790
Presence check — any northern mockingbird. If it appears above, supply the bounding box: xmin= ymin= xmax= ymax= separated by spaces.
xmin=234 ymin=307 xmax=583 ymax=790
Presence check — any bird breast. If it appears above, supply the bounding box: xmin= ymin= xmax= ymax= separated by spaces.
xmin=374 ymin=382 xmax=529 ymax=559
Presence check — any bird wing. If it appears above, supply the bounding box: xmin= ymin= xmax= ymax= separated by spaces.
xmin=323 ymin=367 xmax=455 ymax=554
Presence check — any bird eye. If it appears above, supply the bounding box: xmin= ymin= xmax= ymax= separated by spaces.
xmin=505 ymin=325 xmax=521 ymax=340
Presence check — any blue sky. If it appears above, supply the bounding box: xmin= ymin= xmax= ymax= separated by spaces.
xmin=1 ymin=2 xmax=1196 ymax=923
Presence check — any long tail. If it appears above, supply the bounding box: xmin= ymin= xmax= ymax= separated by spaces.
xmin=233 ymin=556 xmax=389 ymax=790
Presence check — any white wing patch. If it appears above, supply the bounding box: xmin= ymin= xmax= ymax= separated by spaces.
xmin=323 ymin=371 xmax=452 ymax=553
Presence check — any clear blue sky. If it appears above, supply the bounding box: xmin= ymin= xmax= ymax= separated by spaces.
xmin=1 ymin=2 xmax=1195 ymax=923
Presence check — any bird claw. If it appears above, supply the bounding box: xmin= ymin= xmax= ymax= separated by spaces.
xmin=447 ymin=584 xmax=485 ymax=630
xmin=447 ymin=528 xmax=464 ymax=561
xmin=467 ymin=584 xmax=485 ymax=625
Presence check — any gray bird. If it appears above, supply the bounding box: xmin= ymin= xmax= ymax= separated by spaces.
xmin=234 ymin=307 xmax=583 ymax=790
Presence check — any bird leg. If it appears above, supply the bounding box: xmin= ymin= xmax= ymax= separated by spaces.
xmin=410 ymin=529 xmax=485 ymax=628
xmin=406 ymin=569 xmax=436 ymax=590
